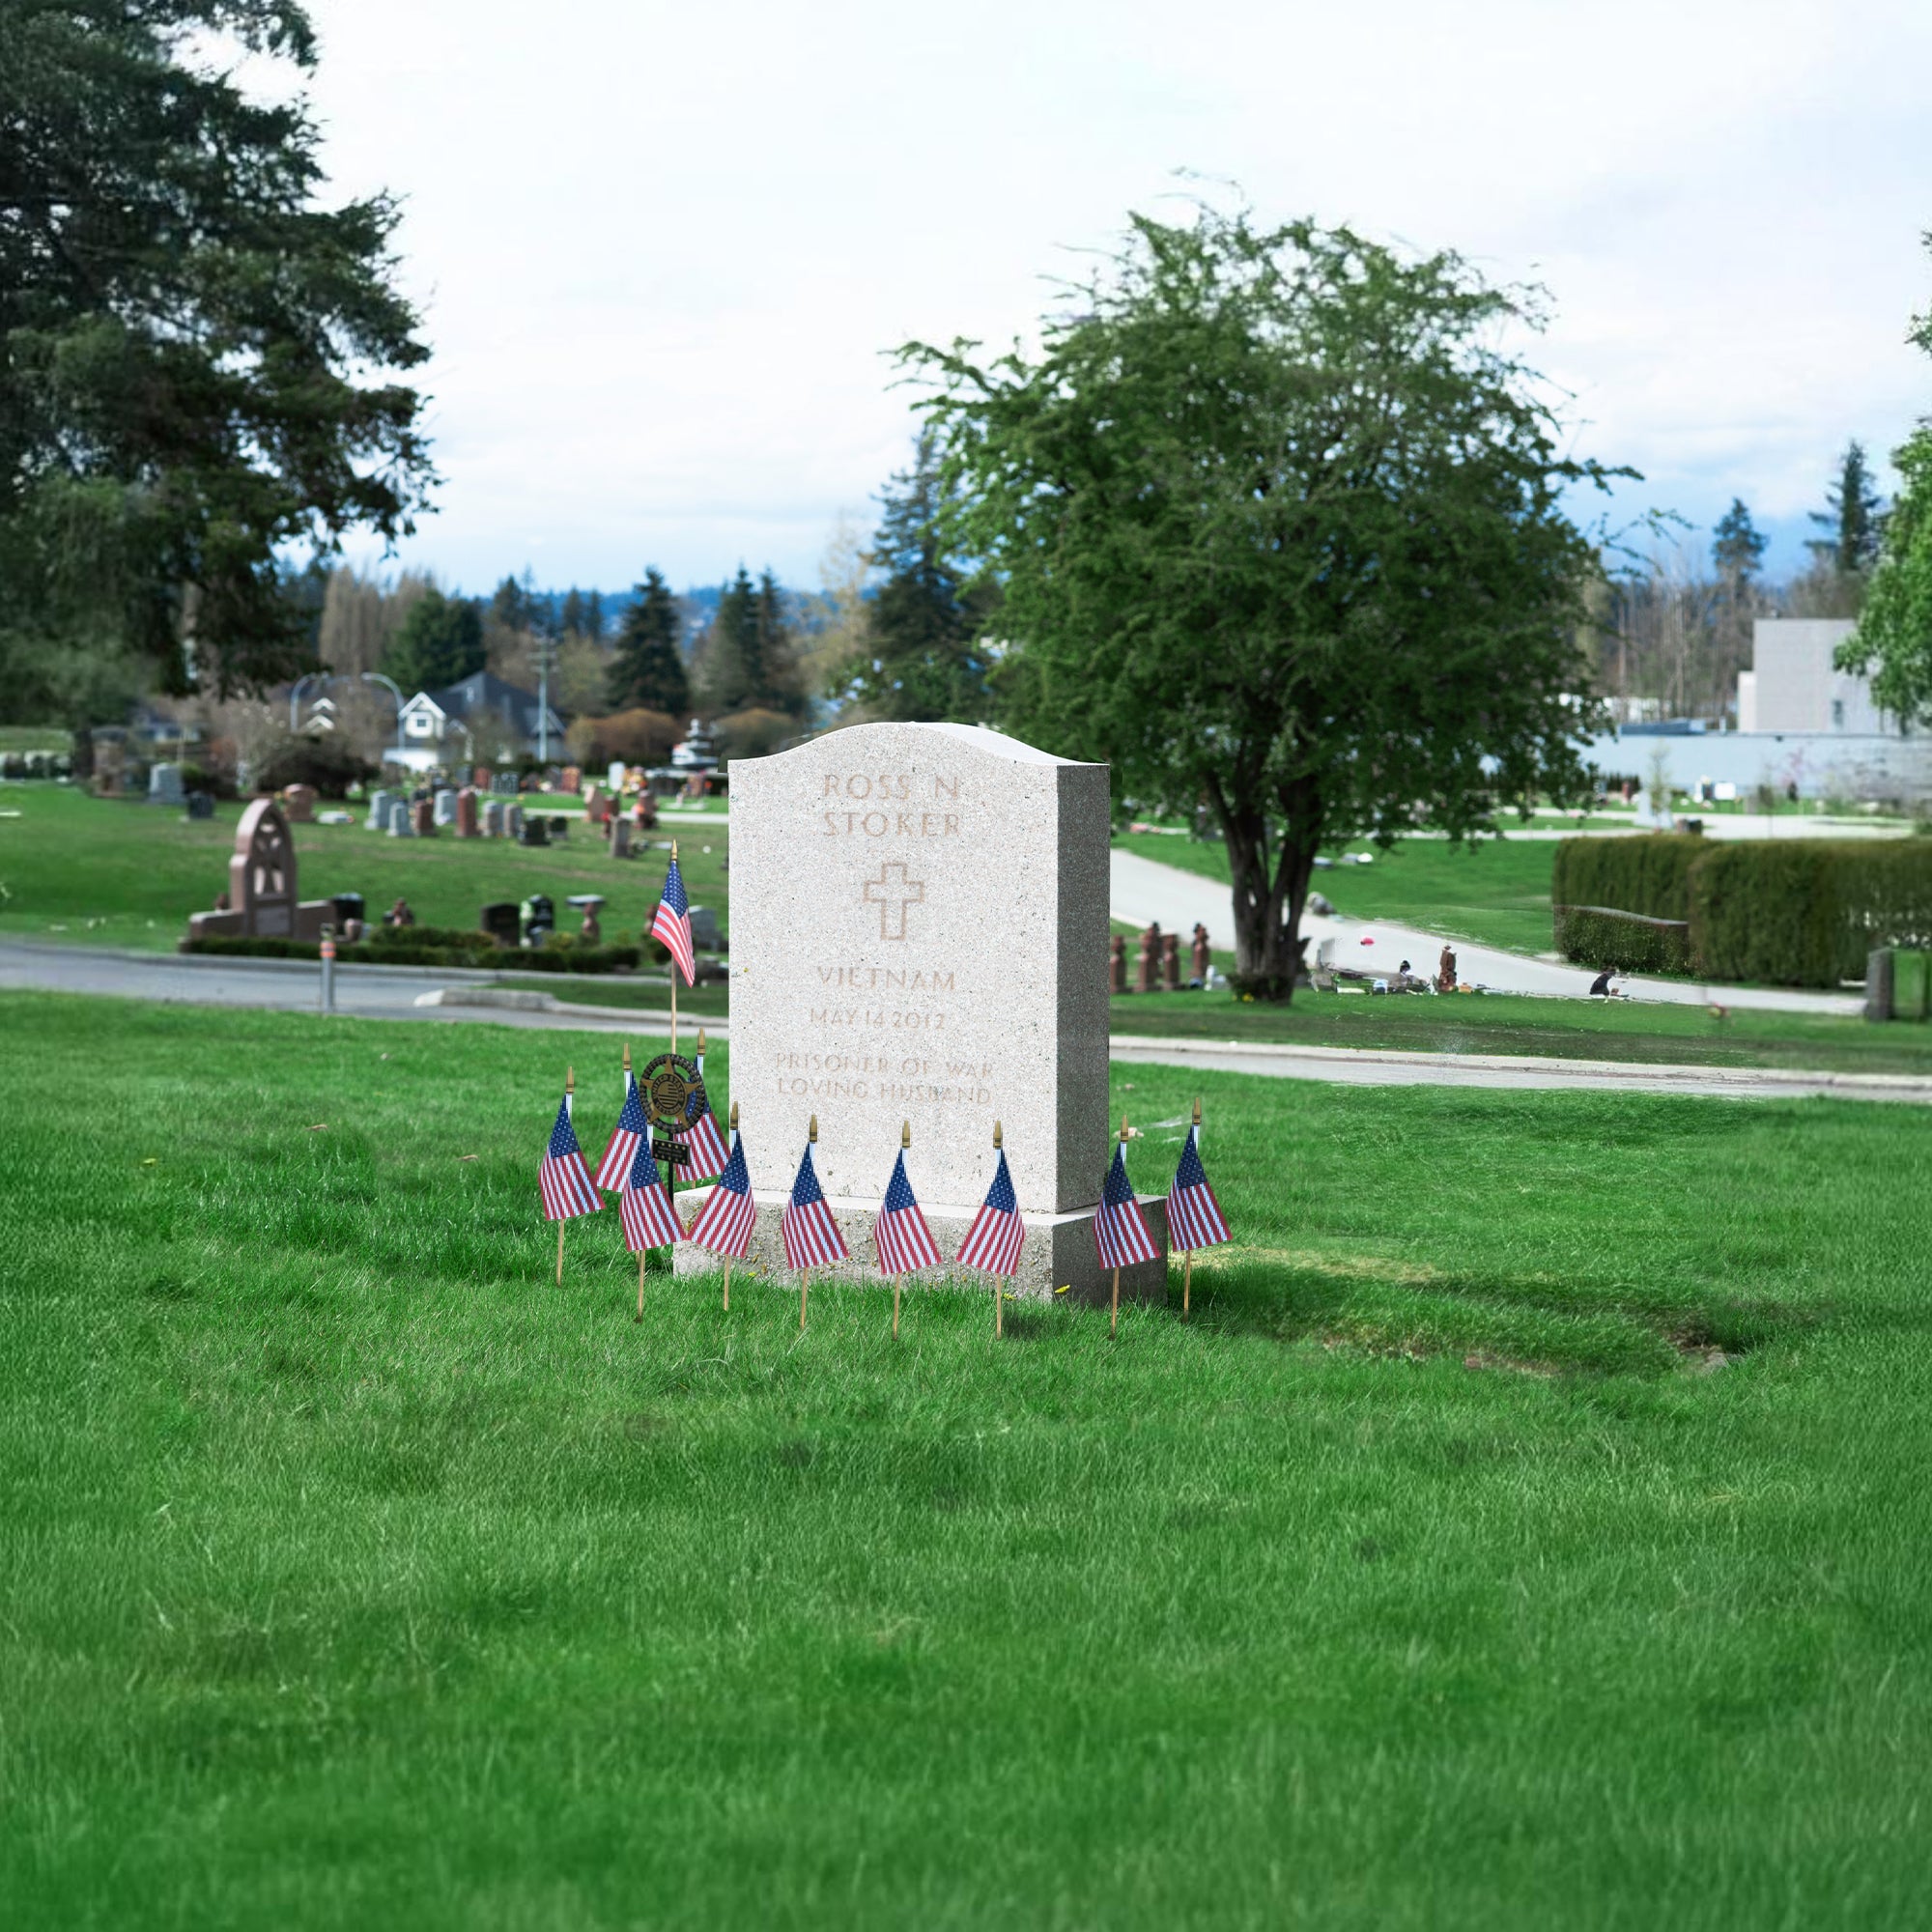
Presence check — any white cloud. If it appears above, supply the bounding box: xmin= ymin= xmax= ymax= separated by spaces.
xmin=298 ymin=0 xmax=1932 ymax=589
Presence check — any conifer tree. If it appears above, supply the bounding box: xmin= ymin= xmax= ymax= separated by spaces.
xmin=606 ymin=569 xmax=689 ymax=715
xmin=846 ymin=429 xmax=998 ymax=721
xmin=1809 ymin=441 xmax=1886 ymax=575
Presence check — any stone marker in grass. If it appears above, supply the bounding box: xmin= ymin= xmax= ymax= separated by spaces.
xmin=676 ymin=721 xmax=1166 ymax=1302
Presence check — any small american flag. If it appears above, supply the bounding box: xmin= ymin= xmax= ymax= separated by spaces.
xmin=618 ymin=1136 xmax=684 ymax=1252
xmin=593 ymin=1071 xmax=649 ymax=1192
xmin=781 ymin=1141 xmax=849 ymax=1269
xmin=955 ymin=1148 xmax=1024 ymax=1277
xmin=873 ymin=1148 xmax=941 ymax=1275
xmin=677 ymin=1046 xmax=730 ymax=1179
xmin=538 ymin=1094 xmax=602 ymax=1221
xmin=685 ymin=1128 xmax=756 ymax=1260
xmin=1094 ymin=1140 xmax=1157 ymax=1267
xmin=649 ymin=849 xmax=695 ymax=985
xmin=1167 ymin=1123 xmax=1231 ymax=1252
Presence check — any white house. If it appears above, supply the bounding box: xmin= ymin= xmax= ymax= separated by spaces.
xmin=391 ymin=672 xmax=565 ymax=773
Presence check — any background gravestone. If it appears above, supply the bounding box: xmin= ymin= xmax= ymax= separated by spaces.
xmin=283 ymin=783 xmax=317 ymax=822
xmin=411 ymin=798 xmax=436 ymax=837
xmin=677 ymin=721 xmax=1163 ymax=1302
xmin=148 ymin=763 xmax=185 ymax=808
xmin=456 ymin=787 xmax=480 ymax=838
xmin=505 ymin=803 xmax=525 ymax=838
xmin=689 ymin=905 xmax=723 ymax=953
xmin=433 ymin=788 xmax=458 ymax=828
xmin=482 ymin=798 xmax=506 ymax=838
xmin=386 ymin=798 xmax=413 ymax=837
xmin=365 ymin=788 xmax=393 ymax=831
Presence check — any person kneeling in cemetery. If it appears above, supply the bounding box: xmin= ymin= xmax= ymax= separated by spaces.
xmin=384 ymin=896 xmax=415 ymax=929
xmin=1589 ymin=967 xmax=1620 ymax=998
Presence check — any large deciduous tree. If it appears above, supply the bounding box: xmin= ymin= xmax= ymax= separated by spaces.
xmin=905 ymin=207 xmax=1623 ymax=994
xmin=1839 ymin=247 xmax=1932 ymax=724
xmin=0 ymin=0 xmax=435 ymax=715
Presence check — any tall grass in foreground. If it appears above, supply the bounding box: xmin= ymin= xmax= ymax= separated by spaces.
xmin=1 ymin=993 xmax=1928 ymax=1930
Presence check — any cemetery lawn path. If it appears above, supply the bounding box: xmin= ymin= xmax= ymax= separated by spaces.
xmin=1116 ymin=830 xmax=1555 ymax=955
xmin=0 ymin=783 xmax=729 ymax=951
xmin=4 ymin=991 xmax=1928 ymax=1930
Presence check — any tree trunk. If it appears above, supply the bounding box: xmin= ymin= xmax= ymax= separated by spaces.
xmin=1217 ymin=792 xmax=1319 ymax=1002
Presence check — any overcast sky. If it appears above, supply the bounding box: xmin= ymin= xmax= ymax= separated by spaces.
xmin=296 ymin=0 xmax=1932 ymax=596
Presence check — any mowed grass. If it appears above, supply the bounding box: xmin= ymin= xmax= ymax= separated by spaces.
xmin=4 ymin=994 xmax=1931 ymax=1928
xmin=1108 ymin=985 xmax=1932 ymax=1075
xmin=1116 ymin=830 xmax=1558 ymax=955
xmin=0 ymin=783 xmax=729 ymax=950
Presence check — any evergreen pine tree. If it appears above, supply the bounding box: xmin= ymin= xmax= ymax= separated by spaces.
xmin=383 ymin=589 xmax=485 ymax=693
xmin=560 ymin=587 xmax=585 ymax=638
xmin=489 ymin=575 xmax=530 ymax=633
xmin=848 ymin=429 xmax=998 ymax=721
xmin=1809 ymin=441 xmax=1886 ymax=574
xmin=1712 ymin=498 xmax=1767 ymax=588
xmin=585 ymin=590 xmax=605 ymax=641
xmin=606 ymin=568 xmax=689 ymax=715
xmin=753 ymin=569 xmax=806 ymax=715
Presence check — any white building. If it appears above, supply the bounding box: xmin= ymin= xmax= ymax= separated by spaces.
xmin=391 ymin=672 xmax=565 ymax=774
xmin=1736 ymin=619 xmax=1889 ymax=735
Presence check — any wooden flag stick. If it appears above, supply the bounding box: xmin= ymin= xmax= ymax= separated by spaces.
xmin=992 ymin=1118 xmax=1004 ymax=1338
xmin=723 ymin=1259 xmax=731 ymax=1313
xmin=892 ymin=1119 xmax=911 ymax=1341
xmin=637 ymin=1248 xmax=646 ymax=1322
xmin=668 ymin=839 xmax=679 ymax=1054
xmin=800 ymin=1270 xmax=810 ymax=1331
xmin=1180 ymin=1098 xmax=1203 ymax=1319
xmin=557 ymin=1065 xmax=576 ymax=1287
xmin=1111 ymin=1109 xmax=1127 ymax=1337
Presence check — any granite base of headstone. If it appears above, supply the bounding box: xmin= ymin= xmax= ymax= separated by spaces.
xmin=672 ymin=719 xmax=1165 ymax=1305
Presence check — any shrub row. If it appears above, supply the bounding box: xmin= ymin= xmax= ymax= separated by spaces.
xmin=1553 ymin=836 xmax=1932 ymax=986
xmin=181 ymin=934 xmax=643 ymax=973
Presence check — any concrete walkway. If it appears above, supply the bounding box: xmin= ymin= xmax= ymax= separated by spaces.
xmin=1106 ymin=847 xmax=1864 ymax=1016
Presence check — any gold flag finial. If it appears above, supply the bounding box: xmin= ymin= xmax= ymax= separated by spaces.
xmin=1119 ymin=1111 xmax=1129 ymax=1142
xmin=809 ymin=1113 xmax=818 ymax=1143
xmin=729 ymin=1099 xmax=740 ymax=1130
xmin=670 ymin=838 xmax=678 ymax=862
xmin=622 ymin=1041 xmax=631 ymax=1072
xmin=696 ymin=1026 xmax=707 ymax=1054
xmin=1192 ymin=1095 xmax=1202 ymax=1125
xmin=566 ymin=1065 xmax=576 ymax=1094
xmin=901 ymin=1119 xmax=911 ymax=1148
xmin=993 ymin=1119 xmax=1003 ymax=1149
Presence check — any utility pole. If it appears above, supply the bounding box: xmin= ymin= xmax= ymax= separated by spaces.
xmin=537 ymin=631 xmax=552 ymax=764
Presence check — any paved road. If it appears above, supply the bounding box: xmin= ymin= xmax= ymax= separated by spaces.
xmin=1106 ymin=848 xmax=1864 ymax=1015
xmin=3 ymin=940 xmax=1918 ymax=1104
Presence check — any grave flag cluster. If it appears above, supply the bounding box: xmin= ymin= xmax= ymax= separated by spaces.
xmin=537 ymin=1041 xmax=1236 ymax=1335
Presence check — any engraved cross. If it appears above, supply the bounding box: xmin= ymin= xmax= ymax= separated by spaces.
xmin=863 ymin=861 xmax=925 ymax=942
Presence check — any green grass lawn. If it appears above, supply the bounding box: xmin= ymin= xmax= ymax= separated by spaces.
xmin=1107 ymin=986 xmax=1932 ymax=1075
xmin=1117 ymin=831 xmax=1558 ymax=955
xmin=497 ymin=975 xmax=732 ymax=1020
xmin=4 ymin=992 xmax=1929 ymax=1927
xmin=0 ymin=783 xmax=729 ymax=952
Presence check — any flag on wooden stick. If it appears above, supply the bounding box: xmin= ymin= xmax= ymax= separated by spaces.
xmin=956 ymin=1136 xmax=1025 ymax=1277
xmin=539 ymin=1087 xmax=602 ymax=1222
xmin=618 ymin=1136 xmax=685 ymax=1252
xmin=781 ymin=1129 xmax=849 ymax=1269
xmin=685 ymin=1123 xmax=756 ymax=1261
xmin=1094 ymin=1135 xmax=1157 ymax=1268
xmin=875 ymin=1126 xmax=941 ymax=1276
xmin=677 ymin=1027 xmax=730 ymax=1179
xmin=649 ymin=846 xmax=695 ymax=986
xmin=594 ymin=1059 xmax=650 ymax=1192
xmin=1167 ymin=1102 xmax=1232 ymax=1253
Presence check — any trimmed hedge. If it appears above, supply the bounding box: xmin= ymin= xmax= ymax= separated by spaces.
xmin=1552 ymin=835 xmax=1932 ymax=986
xmin=181 ymin=933 xmax=643 ymax=973
xmin=1551 ymin=833 xmax=1703 ymax=973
